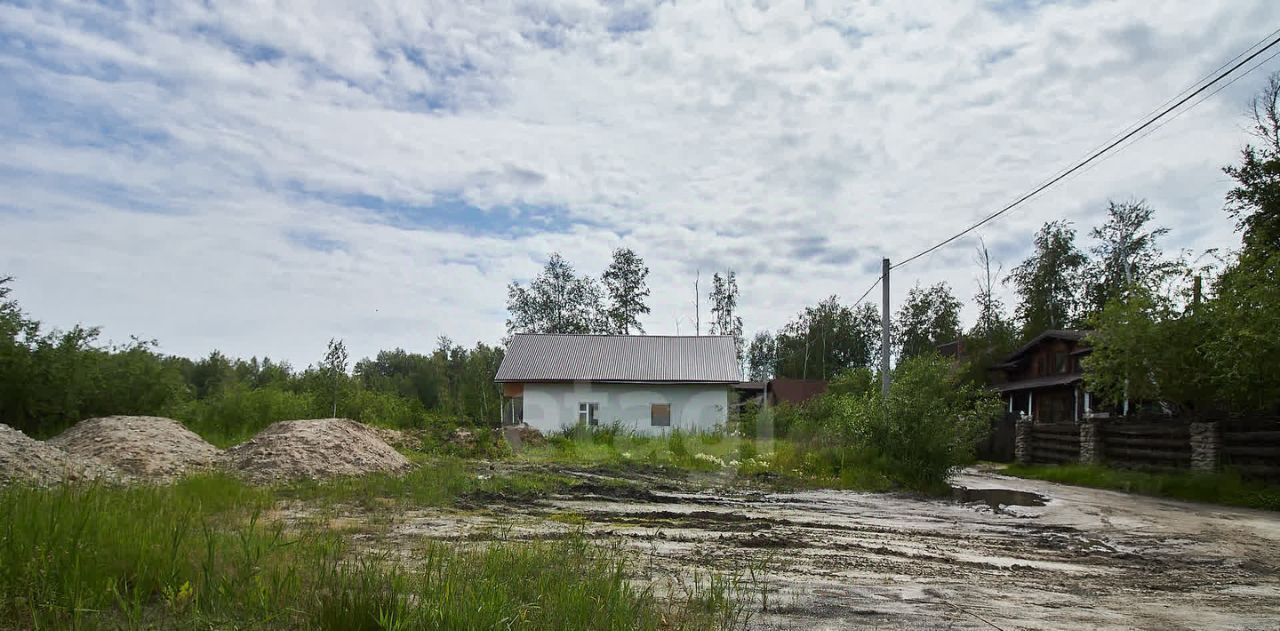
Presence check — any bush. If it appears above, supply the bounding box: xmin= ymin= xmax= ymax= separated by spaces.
xmin=167 ymin=384 xmax=317 ymax=446
xmin=774 ymin=356 xmax=1000 ymax=493
xmin=340 ymin=387 xmax=433 ymax=429
xmin=849 ymin=355 xmax=1000 ymax=491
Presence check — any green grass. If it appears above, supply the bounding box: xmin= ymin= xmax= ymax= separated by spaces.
xmin=1003 ymin=464 xmax=1280 ymax=511
xmin=0 ymin=473 xmax=749 ymax=629
xmin=276 ymin=456 xmax=576 ymax=509
xmin=520 ymin=425 xmax=779 ymax=473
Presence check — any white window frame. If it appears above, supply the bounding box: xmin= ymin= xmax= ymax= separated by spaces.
xmin=578 ymin=402 xmax=600 ymax=426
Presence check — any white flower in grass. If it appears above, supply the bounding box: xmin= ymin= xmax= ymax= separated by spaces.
xmin=693 ymin=453 xmax=726 ymax=467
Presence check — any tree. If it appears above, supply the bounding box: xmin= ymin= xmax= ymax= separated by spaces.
xmin=1224 ymin=71 xmax=1280 ymax=256
xmin=960 ymin=242 xmax=1017 ymax=385
xmin=893 ymin=282 xmax=962 ymax=361
xmin=601 ymin=248 xmax=651 ymax=334
xmin=774 ymin=297 xmax=880 ymax=379
xmin=1083 ymin=287 xmax=1215 ymax=413
xmin=708 ymin=271 xmax=744 ymax=361
xmin=506 ymin=253 xmax=607 ymax=335
xmin=745 ymin=331 xmax=776 ymax=381
xmin=1199 ymin=249 xmax=1280 ymax=411
xmin=1007 ymin=220 xmax=1087 ymax=336
xmin=970 ymin=241 xmax=1014 ymax=343
xmin=322 ymin=338 xmax=348 ymax=417
xmin=1082 ymin=199 xmax=1181 ymax=318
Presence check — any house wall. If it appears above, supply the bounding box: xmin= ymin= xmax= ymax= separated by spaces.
xmin=519 ymin=382 xmax=730 ymax=435
xmin=1007 ymin=338 xmax=1084 ymax=381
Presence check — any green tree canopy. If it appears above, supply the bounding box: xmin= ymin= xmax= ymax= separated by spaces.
xmin=893 ymin=282 xmax=962 ymax=361
xmin=744 ymin=331 xmax=776 ymax=381
xmin=1224 ymin=72 xmax=1280 ymax=257
xmin=1007 ymin=220 xmax=1087 ymax=335
xmin=774 ymin=296 xmax=880 ymax=380
xmin=506 ymin=253 xmax=607 ymax=335
xmin=601 ymin=248 xmax=651 ymax=334
xmin=1082 ymin=199 xmax=1182 ymax=319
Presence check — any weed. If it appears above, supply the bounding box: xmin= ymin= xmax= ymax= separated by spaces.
xmin=668 ymin=429 xmax=690 ymax=463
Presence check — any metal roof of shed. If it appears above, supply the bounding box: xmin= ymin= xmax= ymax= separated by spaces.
xmin=495 ymin=334 xmax=742 ymax=383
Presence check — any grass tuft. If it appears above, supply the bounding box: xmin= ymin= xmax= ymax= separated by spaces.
xmin=1003 ymin=464 xmax=1280 ymax=511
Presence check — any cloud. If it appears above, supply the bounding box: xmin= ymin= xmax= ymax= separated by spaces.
xmin=1 ymin=0 xmax=1279 ymax=364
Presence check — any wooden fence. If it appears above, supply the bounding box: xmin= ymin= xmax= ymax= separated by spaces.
xmin=1015 ymin=415 xmax=1280 ymax=480
xmin=1221 ymin=418 xmax=1280 ymax=480
xmin=1027 ymin=422 xmax=1079 ymax=465
xmin=1096 ymin=422 xmax=1191 ymax=470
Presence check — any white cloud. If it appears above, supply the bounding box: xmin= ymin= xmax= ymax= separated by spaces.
xmin=1 ymin=0 xmax=1279 ymax=364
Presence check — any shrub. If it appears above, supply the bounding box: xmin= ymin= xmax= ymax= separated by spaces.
xmin=848 ymin=355 xmax=1001 ymax=491
xmin=773 ymin=356 xmax=1000 ymax=493
xmin=167 ymin=384 xmax=317 ymax=446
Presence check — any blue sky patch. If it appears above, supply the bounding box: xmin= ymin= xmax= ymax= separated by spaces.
xmin=282 ymin=183 xmax=587 ymax=238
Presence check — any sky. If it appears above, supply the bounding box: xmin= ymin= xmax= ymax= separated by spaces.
xmin=2 ymin=0 xmax=1279 ymax=367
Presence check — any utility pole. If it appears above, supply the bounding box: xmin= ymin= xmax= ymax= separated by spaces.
xmin=881 ymin=258 xmax=891 ymax=397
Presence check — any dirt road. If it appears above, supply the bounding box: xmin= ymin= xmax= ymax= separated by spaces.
xmin=333 ymin=467 xmax=1280 ymax=630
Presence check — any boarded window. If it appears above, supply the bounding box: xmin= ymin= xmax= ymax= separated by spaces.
xmin=578 ymin=402 xmax=599 ymax=426
xmin=650 ymin=404 xmax=671 ymax=427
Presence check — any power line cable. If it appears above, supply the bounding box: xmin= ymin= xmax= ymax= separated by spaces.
xmin=889 ymin=31 xmax=1280 ymax=271
xmin=1026 ymin=27 xmax=1280 ymax=191
xmin=1070 ymin=44 xmax=1280 ymax=182
xmin=853 ymin=276 xmax=881 ymax=306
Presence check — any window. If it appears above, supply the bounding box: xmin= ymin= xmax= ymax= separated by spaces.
xmin=1054 ymin=352 xmax=1068 ymax=374
xmin=650 ymin=404 xmax=671 ymax=427
xmin=578 ymin=402 xmax=599 ymax=426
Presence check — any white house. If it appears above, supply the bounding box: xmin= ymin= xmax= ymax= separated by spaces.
xmin=494 ymin=334 xmax=741 ymax=435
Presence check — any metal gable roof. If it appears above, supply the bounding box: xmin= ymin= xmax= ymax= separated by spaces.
xmin=495 ymin=334 xmax=742 ymax=383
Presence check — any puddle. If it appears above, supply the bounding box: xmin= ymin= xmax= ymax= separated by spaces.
xmin=952 ymin=486 xmax=1047 ymax=512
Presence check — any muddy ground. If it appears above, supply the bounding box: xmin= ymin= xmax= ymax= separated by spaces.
xmin=283 ymin=466 xmax=1280 ymax=630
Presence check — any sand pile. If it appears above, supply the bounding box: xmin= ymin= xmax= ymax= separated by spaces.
xmin=222 ymin=418 xmax=411 ymax=483
xmin=49 ymin=416 xmax=219 ymax=482
xmin=1 ymin=423 xmax=120 ymax=485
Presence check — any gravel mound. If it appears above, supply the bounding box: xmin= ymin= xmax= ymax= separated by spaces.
xmin=1 ymin=423 xmax=121 ymax=485
xmin=49 ymin=416 xmax=219 ymax=482
xmin=223 ymin=418 xmax=412 ymax=483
